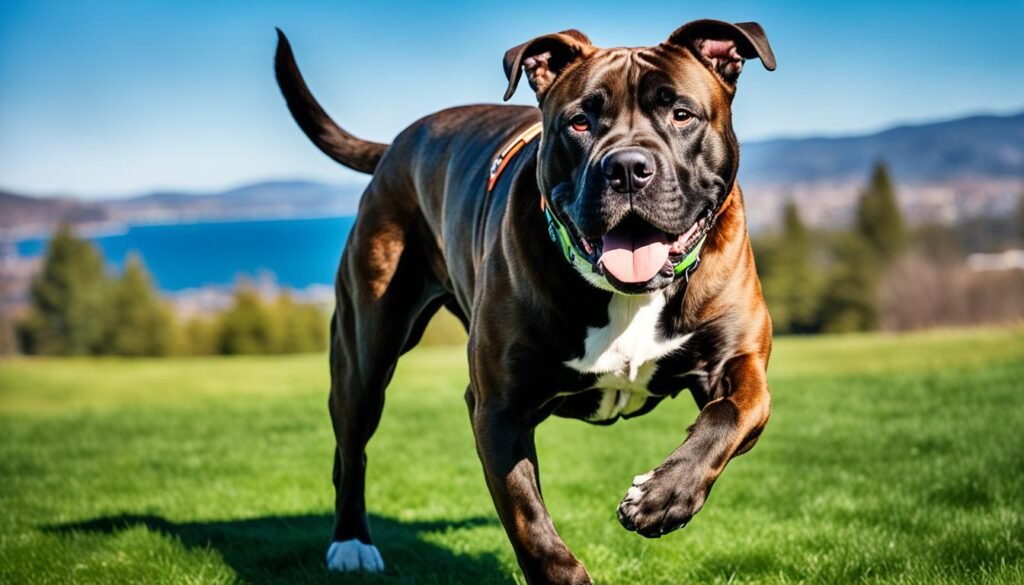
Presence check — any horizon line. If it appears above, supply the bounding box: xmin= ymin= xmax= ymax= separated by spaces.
xmin=4 ymin=103 xmax=1022 ymax=201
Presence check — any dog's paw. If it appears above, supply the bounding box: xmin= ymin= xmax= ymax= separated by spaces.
xmin=326 ymin=539 xmax=385 ymax=573
xmin=616 ymin=467 xmax=707 ymax=538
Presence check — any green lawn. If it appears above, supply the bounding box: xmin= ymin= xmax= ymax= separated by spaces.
xmin=1 ymin=327 xmax=1023 ymax=584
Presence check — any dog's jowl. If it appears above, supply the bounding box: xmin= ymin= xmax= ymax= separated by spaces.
xmin=276 ymin=18 xmax=775 ymax=584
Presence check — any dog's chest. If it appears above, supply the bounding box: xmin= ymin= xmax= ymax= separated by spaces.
xmin=565 ymin=294 xmax=691 ymax=420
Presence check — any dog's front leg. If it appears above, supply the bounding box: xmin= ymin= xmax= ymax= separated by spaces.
xmin=466 ymin=389 xmax=592 ymax=585
xmin=617 ymin=353 xmax=770 ymax=538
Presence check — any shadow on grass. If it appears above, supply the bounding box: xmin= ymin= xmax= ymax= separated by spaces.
xmin=45 ymin=513 xmax=510 ymax=585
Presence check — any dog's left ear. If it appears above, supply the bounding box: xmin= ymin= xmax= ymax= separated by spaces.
xmin=503 ymin=30 xmax=594 ymax=102
xmin=667 ymin=19 xmax=776 ymax=86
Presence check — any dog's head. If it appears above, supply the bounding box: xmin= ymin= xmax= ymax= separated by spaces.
xmin=504 ymin=20 xmax=775 ymax=294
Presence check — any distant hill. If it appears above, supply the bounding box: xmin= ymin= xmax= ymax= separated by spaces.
xmin=3 ymin=110 xmax=1023 ymax=237
xmin=0 ymin=190 xmax=107 ymax=233
xmin=736 ymin=110 xmax=1024 ymax=230
xmin=102 ymin=180 xmax=365 ymax=223
xmin=739 ymin=111 xmax=1024 ymax=185
xmin=0 ymin=180 xmax=367 ymax=239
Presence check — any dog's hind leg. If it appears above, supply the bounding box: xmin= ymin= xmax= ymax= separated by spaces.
xmin=325 ymin=192 xmax=448 ymax=572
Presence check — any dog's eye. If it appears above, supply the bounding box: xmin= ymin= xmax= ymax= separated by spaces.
xmin=569 ymin=114 xmax=590 ymax=132
xmin=671 ymin=108 xmax=694 ymax=127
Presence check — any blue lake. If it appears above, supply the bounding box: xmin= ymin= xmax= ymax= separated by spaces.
xmin=16 ymin=217 xmax=356 ymax=291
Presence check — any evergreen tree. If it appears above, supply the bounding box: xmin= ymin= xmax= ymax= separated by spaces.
xmin=759 ymin=201 xmax=821 ymax=333
xmin=855 ymin=162 xmax=907 ymax=262
xmin=818 ymin=235 xmax=879 ymax=333
xmin=104 ymin=253 xmax=173 ymax=356
xmin=813 ymin=163 xmax=906 ymax=333
xmin=17 ymin=225 xmax=109 ymax=355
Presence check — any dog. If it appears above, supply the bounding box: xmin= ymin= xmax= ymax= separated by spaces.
xmin=275 ymin=18 xmax=775 ymax=584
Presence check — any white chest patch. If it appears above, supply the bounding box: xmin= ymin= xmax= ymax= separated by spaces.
xmin=565 ymin=293 xmax=691 ymax=420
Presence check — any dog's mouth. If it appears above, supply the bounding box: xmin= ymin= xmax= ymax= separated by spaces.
xmin=567 ymin=211 xmax=712 ymax=288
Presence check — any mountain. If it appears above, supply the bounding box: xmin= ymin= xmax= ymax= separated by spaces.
xmin=101 ymin=180 xmax=365 ymax=223
xmin=736 ymin=110 xmax=1024 ymax=230
xmin=739 ymin=111 xmax=1024 ymax=185
xmin=0 ymin=190 xmax=108 ymax=235
xmin=0 ymin=180 xmax=367 ymax=240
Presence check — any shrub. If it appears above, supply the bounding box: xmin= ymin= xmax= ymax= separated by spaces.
xmin=214 ymin=285 xmax=329 ymax=355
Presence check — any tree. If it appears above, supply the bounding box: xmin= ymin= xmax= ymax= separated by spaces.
xmin=17 ymin=225 xmax=109 ymax=355
xmin=173 ymin=317 xmax=219 ymax=356
xmin=216 ymin=284 xmax=274 ymax=354
xmin=854 ymin=162 xmax=907 ymax=262
xmin=757 ymin=201 xmax=822 ymax=333
xmin=215 ymin=284 xmax=328 ymax=355
xmin=817 ymin=235 xmax=880 ymax=333
xmin=813 ymin=162 xmax=907 ymax=334
xmin=103 ymin=253 xmax=173 ymax=356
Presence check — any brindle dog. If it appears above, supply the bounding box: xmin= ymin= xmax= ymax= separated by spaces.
xmin=275 ymin=18 xmax=775 ymax=584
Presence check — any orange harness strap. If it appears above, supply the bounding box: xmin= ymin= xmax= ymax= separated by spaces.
xmin=487 ymin=122 xmax=544 ymax=193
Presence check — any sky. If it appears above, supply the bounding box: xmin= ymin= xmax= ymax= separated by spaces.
xmin=1 ymin=0 xmax=1022 ymax=199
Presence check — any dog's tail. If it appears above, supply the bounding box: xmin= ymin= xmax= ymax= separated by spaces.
xmin=274 ymin=29 xmax=388 ymax=174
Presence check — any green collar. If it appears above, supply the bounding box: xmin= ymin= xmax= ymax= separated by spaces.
xmin=542 ymin=204 xmax=707 ymax=281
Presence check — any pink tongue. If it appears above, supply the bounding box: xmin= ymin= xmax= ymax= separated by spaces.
xmin=600 ymin=225 xmax=670 ymax=284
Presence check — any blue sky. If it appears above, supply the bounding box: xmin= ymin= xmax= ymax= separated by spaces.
xmin=1 ymin=0 xmax=1022 ymax=198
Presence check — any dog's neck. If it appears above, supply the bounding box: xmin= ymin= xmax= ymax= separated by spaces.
xmin=673 ymin=183 xmax=754 ymax=328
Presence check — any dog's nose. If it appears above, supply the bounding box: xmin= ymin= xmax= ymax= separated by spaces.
xmin=601 ymin=148 xmax=655 ymax=193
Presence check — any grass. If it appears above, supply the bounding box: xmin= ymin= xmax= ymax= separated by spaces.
xmin=1 ymin=326 xmax=1022 ymax=584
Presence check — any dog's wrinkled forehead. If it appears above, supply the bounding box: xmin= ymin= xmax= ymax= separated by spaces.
xmin=546 ymin=47 xmax=721 ymax=116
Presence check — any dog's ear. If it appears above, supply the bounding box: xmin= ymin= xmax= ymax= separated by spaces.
xmin=666 ymin=20 xmax=776 ymax=86
xmin=503 ymin=30 xmax=593 ymax=102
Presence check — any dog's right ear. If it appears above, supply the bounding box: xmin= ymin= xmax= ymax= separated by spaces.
xmin=503 ymin=30 xmax=593 ymax=102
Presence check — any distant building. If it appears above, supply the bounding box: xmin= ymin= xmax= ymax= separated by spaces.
xmin=967 ymin=249 xmax=1024 ymax=271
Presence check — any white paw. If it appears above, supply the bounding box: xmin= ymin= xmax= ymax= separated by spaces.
xmin=326 ymin=539 xmax=385 ymax=573
xmin=623 ymin=472 xmax=652 ymax=503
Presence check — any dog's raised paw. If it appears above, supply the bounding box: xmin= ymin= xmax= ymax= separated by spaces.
xmin=326 ymin=539 xmax=385 ymax=573
xmin=616 ymin=468 xmax=704 ymax=538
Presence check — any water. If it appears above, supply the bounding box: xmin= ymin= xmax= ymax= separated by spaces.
xmin=15 ymin=217 xmax=355 ymax=291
